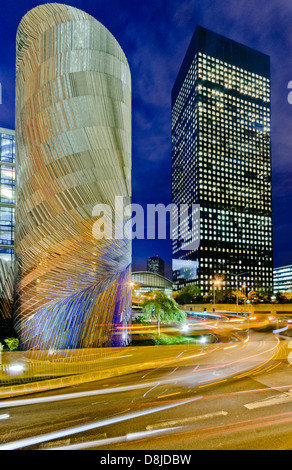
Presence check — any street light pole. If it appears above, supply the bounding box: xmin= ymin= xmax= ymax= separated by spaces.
xmin=236 ymin=277 xmax=239 ymax=314
xmin=213 ymin=279 xmax=221 ymax=313
xmin=213 ymin=284 xmax=215 ymax=311
xmin=235 ymin=271 xmax=249 ymax=314
xmin=242 ymin=283 xmax=247 ymax=313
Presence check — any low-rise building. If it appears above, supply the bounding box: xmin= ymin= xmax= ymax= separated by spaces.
xmin=132 ymin=271 xmax=173 ymax=307
xmin=274 ymin=265 xmax=292 ymax=293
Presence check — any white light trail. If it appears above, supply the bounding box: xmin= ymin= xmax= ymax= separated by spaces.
xmin=0 ymin=379 xmax=184 ymax=410
xmin=0 ymin=337 xmax=277 ymax=411
xmin=49 ymin=426 xmax=182 ymax=450
xmin=0 ymin=414 xmax=9 ymax=420
xmin=272 ymin=325 xmax=289 ymax=334
xmin=0 ymin=397 xmax=202 ymax=450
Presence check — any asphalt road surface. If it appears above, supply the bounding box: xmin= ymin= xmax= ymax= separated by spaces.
xmin=0 ymin=330 xmax=291 ymax=451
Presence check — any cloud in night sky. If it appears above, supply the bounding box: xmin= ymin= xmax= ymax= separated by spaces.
xmin=0 ymin=0 xmax=291 ymax=278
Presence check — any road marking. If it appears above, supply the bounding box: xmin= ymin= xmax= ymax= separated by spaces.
xmin=199 ymin=379 xmax=227 ymax=387
xmin=0 ymin=396 xmax=202 ymax=450
xmin=146 ymin=410 xmax=228 ymax=430
xmin=0 ymin=414 xmax=9 ymax=420
xmin=158 ymin=392 xmax=181 ymax=399
xmin=244 ymin=390 xmax=292 ymax=410
xmin=48 ymin=426 xmax=182 ymax=450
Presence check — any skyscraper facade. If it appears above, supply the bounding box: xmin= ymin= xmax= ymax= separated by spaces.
xmin=147 ymin=256 xmax=165 ymax=277
xmin=0 ymin=128 xmax=15 ymax=262
xmin=274 ymin=265 xmax=292 ymax=293
xmin=172 ymin=26 xmax=273 ymax=295
xmin=14 ymin=4 xmax=132 ymax=351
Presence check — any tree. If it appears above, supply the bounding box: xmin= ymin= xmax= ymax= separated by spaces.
xmin=141 ymin=291 xmax=187 ymax=336
xmin=248 ymin=290 xmax=261 ymax=303
xmin=213 ymin=289 xmax=225 ymax=304
xmin=203 ymin=291 xmax=213 ymax=303
xmin=175 ymin=285 xmax=202 ymax=304
xmin=222 ymin=288 xmax=246 ymax=304
xmin=276 ymin=292 xmax=292 ymax=303
xmin=258 ymin=288 xmax=273 ymax=303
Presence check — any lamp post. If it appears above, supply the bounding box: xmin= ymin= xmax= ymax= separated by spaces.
xmin=242 ymin=283 xmax=247 ymax=313
xmin=235 ymin=271 xmax=249 ymax=314
xmin=213 ymin=279 xmax=221 ymax=312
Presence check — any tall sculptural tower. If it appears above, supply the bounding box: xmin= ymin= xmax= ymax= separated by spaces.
xmin=14 ymin=4 xmax=132 ymax=351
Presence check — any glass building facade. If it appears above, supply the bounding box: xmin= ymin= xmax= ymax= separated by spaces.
xmin=132 ymin=271 xmax=173 ymax=300
xmin=147 ymin=256 xmax=165 ymax=277
xmin=172 ymin=27 xmax=273 ymax=295
xmin=0 ymin=128 xmax=15 ymax=262
xmin=274 ymin=265 xmax=292 ymax=293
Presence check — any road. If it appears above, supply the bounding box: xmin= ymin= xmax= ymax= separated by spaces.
xmin=0 ymin=330 xmax=291 ymax=450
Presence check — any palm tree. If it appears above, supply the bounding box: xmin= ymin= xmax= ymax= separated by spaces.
xmin=141 ymin=291 xmax=186 ymax=336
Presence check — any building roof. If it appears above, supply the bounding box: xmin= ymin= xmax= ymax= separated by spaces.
xmin=132 ymin=271 xmax=172 ymax=288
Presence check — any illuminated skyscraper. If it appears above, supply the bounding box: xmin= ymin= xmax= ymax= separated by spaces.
xmin=172 ymin=26 xmax=273 ymax=295
xmin=147 ymin=256 xmax=165 ymax=277
xmin=14 ymin=4 xmax=131 ymax=351
xmin=0 ymin=128 xmax=15 ymax=262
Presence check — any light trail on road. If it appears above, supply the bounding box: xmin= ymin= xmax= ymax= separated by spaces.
xmin=149 ymin=410 xmax=292 ymax=445
xmin=0 ymin=396 xmax=202 ymax=450
xmin=49 ymin=426 xmax=184 ymax=450
xmin=0 ymin=335 xmax=279 ymax=411
xmin=77 ymin=405 xmax=292 ymax=451
xmin=0 ymin=331 xmax=284 ymax=451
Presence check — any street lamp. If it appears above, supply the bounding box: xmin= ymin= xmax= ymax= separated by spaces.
xmin=213 ymin=278 xmax=221 ymax=312
xmin=242 ymin=283 xmax=247 ymax=313
xmin=235 ymin=271 xmax=249 ymax=314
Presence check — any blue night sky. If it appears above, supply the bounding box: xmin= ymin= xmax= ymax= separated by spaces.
xmin=0 ymin=0 xmax=292 ymax=280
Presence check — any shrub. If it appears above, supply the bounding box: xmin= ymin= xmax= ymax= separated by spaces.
xmin=3 ymin=337 xmax=19 ymax=351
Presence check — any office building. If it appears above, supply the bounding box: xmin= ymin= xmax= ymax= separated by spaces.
xmin=147 ymin=255 xmax=165 ymax=277
xmin=0 ymin=128 xmax=15 ymax=262
xmin=274 ymin=265 xmax=292 ymax=293
xmin=14 ymin=4 xmax=132 ymax=351
xmin=172 ymin=26 xmax=273 ymax=295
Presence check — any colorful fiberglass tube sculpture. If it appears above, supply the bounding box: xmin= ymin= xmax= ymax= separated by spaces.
xmin=14 ymin=3 xmax=132 ymax=351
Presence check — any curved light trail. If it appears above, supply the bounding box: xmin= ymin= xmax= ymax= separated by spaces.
xmin=0 ymin=397 xmax=201 ymax=450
